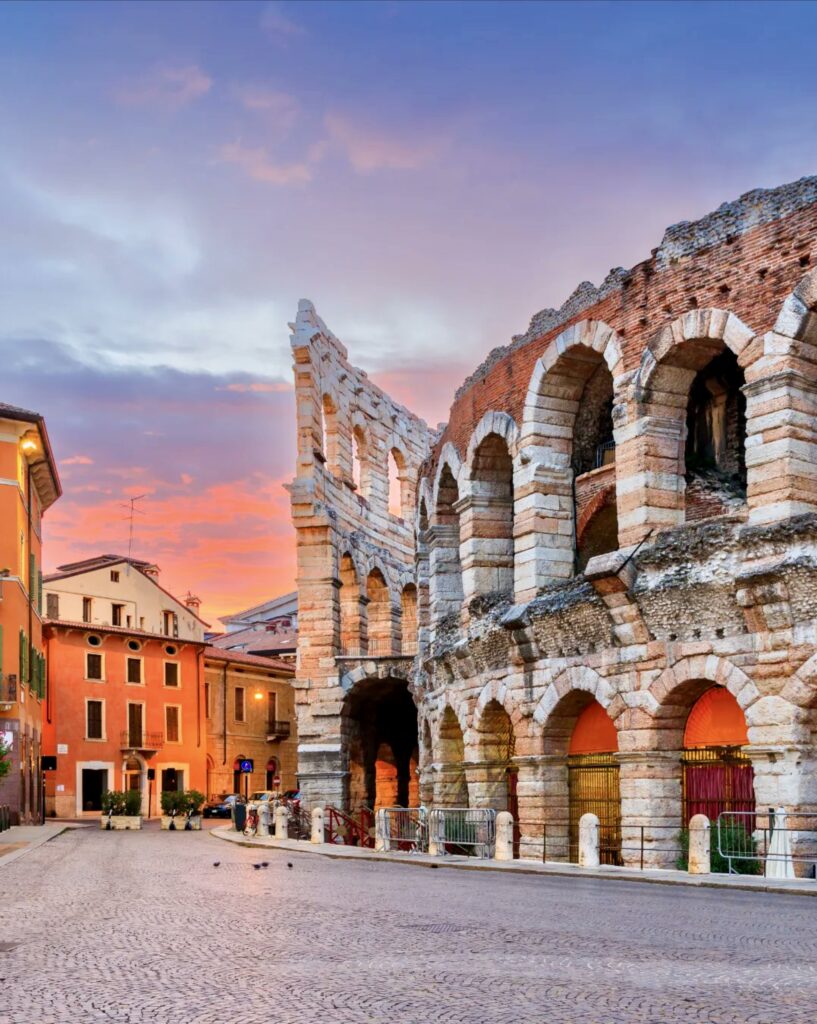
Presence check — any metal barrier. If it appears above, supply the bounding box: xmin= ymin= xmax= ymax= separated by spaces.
xmin=378 ymin=807 xmax=428 ymax=853
xmin=325 ymin=806 xmax=375 ymax=848
xmin=428 ymin=808 xmax=496 ymax=858
xmin=716 ymin=810 xmax=817 ymax=876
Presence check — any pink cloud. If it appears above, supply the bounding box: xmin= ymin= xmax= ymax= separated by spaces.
xmin=217 ymin=381 xmax=292 ymax=394
xmin=61 ymin=454 xmax=94 ymax=466
xmin=117 ymin=64 xmax=212 ymax=111
xmin=260 ymin=2 xmax=305 ymax=41
xmin=218 ymin=141 xmax=313 ymax=185
xmin=235 ymin=86 xmax=299 ymax=124
xmin=325 ymin=113 xmax=440 ymax=173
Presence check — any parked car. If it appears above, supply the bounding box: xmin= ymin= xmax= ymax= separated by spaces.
xmin=203 ymin=794 xmax=243 ymax=819
xmin=249 ymin=790 xmax=276 ymax=802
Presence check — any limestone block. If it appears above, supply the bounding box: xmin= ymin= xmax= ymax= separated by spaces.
xmin=578 ymin=813 xmax=600 ymax=868
xmin=688 ymin=814 xmax=710 ymax=874
xmin=274 ymin=805 xmax=289 ymax=838
xmin=495 ymin=811 xmax=514 ymax=861
xmin=311 ymin=806 xmax=325 ymax=843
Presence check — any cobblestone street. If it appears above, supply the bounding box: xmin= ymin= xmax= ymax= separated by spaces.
xmin=3 ymin=826 xmax=817 ymax=1024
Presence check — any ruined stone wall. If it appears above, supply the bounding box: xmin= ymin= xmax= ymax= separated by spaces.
xmin=287 ymin=301 xmax=432 ymax=806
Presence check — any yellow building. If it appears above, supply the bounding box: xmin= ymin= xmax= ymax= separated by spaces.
xmin=0 ymin=403 xmax=61 ymax=824
xmin=203 ymin=647 xmax=297 ymax=800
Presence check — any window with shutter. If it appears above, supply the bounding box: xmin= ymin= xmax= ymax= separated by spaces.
xmin=165 ymin=705 xmax=180 ymax=743
xmin=164 ymin=662 xmax=179 ymax=687
xmin=126 ymin=658 xmax=142 ymax=684
xmin=86 ymin=653 xmax=103 ymax=681
xmin=234 ymin=687 xmax=245 ymax=723
xmin=46 ymin=593 xmax=59 ymax=619
xmin=87 ymin=700 xmax=103 ymax=739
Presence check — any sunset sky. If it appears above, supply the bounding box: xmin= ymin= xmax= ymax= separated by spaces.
xmin=3 ymin=0 xmax=817 ymax=624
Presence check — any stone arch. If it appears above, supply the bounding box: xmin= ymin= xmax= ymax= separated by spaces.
xmin=338 ymin=551 xmax=365 ymax=655
xmin=472 ymin=676 xmax=526 ymax=741
xmin=385 ymin=436 xmax=415 ymax=519
xmin=772 ymin=266 xmax=817 ymax=351
xmin=624 ymin=309 xmax=757 ymax=539
xmin=350 ymin=410 xmax=372 ymax=498
xmin=431 ymin=443 xmax=464 ymax=508
xmin=414 ymin=488 xmax=431 ymax=650
xmin=320 ymin=392 xmax=342 ymax=475
xmin=516 ymin=320 xmax=625 ymax=598
xmin=532 ymin=664 xmax=616 ymax=734
xmin=576 ymin=485 xmax=617 ymax=571
xmin=435 ymin=704 xmax=469 ymax=807
xmin=365 ymin=566 xmax=394 ymax=655
xmin=460 ymin=413 xmax=518 ymax=602
xmin=399 ymin=582 xmax=417 ymax=655
xmin=429 ymin=449 xmax=464 ymax=630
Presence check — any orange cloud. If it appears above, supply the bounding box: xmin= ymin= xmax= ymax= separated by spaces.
xmin=61 ymin=454 xmax=94 ymax=466
xmin=217 ymin=381 xmax=292 ymax=394
xmin=117 ymin=64 xmax=212 ymax=111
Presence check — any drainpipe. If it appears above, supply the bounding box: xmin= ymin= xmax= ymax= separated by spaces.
xmin=222 ymin=660 xmax=228 ymax=766
xmin=26 ymin=462 xmax=33 ymax=689
xmin=196 ymin=646 xmax=203 ymax=747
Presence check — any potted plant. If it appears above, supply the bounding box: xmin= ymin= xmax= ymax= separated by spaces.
xmin=160 ymin=790 xmax=183 ymax=830
xmin=100 ymin=789 xmax=143 ymax=830
xmin=183 ymin=790 xmax=205 ymax=831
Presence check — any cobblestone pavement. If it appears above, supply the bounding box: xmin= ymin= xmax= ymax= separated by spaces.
xmin=3 ymin=826 xmax=817 ymax=1024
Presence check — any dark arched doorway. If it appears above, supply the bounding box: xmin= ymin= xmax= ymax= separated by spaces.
xmin=681 ymin=687 xmax=753 ymax=824
xmin=343 ymin=677 xmax=418 ymax=812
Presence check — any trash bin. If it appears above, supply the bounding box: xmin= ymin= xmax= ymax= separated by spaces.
xmin=232 ymin=802 xmax=247 ymax=833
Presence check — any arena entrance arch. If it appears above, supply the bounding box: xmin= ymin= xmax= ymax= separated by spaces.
xmin=342 ymin=676 xmax=418 ymax=812
xmin=568 ymin=700 xmax=621 ymax=865
xmin=681 ymin=687 xmax=754 ymax=824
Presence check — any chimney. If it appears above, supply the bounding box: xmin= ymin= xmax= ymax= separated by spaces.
xmin=185 ymin=592 xmax=202 ymax=614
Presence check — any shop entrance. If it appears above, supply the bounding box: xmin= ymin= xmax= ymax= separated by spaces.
xmin=82 ymin=768 xmax=107 ymax=812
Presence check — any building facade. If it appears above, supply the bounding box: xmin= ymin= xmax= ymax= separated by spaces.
xmin=0 ymin=404 xmax=61 ymax=824
xmin=203 ymin=648 xmax=296 ymax=799
xmin=290 ymin=177 xmax=817 ymax=866
xmin=42 ymin=556 xmax=208 ymax=817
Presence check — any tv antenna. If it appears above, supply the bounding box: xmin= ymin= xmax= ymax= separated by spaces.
xmin=120 ymin=494 xmax=147 ymax=572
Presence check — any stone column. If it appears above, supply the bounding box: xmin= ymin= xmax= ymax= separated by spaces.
xmin=578 ymin=813 xmax=600 ymax=867
xmin=744 ymin=369 xmax=817 ymax=525
xmin=458 ymin=493 xmax=514 ymax=604
xmin=513 ymin=463 xmax=575 ymax=602
xmin=495 ymin=811 xmax=514 ymax=861
xmin=310 ymin=806 xmax=324 ymax=844
xmin=257 ymin=801 xmax=270 ymax=837
xmin=688 ymin=814 xmax=710 ymax=874
xmin=274 ymin=804 xmax=288 ymax=839
xmin=617 ymin=750 xmax=683 ymax=869
xmin=615 ymin=416 xmax=685 ymax=547
xmin=296 ymin=743 xmax=348 ymax=810
xmin=428 ymin=524 xmax=464 ymax=636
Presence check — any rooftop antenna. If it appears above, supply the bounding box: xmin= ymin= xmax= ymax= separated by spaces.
xmin=120 ymin=494 xmax=147 ymax=574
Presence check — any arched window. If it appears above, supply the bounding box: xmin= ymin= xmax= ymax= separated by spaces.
xmin=388 ymin=448 xmax=406 ymax=518
xmin=366 ymin=568 xmax=393 ymax=655
xmin=351 ymin=423 xmax=371 ymax=498
xmin=577 ymin=490 xmax=618 ymax=571
xmin=437 ymin=706 xmax=467 ymax=807
xmin=321 ymin=393 xmax=339 ymax=474
xmin=339 ymin=553 xmax=364 ymax=655
xmin=400 ymin=584 xmax=417 ymax=655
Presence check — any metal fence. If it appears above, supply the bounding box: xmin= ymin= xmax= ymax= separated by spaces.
xmin=428 ymin=808 xmax=496 ymax=858
xmin=378 ymin=807 xmax=428 ymax=853
xmin=716 ymin=810 xmax=817 ymax=876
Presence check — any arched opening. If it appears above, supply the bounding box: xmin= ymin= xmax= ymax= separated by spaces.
xmin=339 ymin=553 xmax=364 ymax=655
xmin=124 ymin=755 xmax=143 ymax=805
xmin=567 ymin=700 xmax=620 ymax=864
xmin=366 ymin=568 xmax=393 ymax=655
xmin=415 ymin=499 xmax=431 ymax=650
xmin=266 ymin=757 xmax=279 ymax=791
xmin=474 ymin=700 xmax=517 ymax=827
xmin=681 ymin=686 xmax=753 ymax=824
xmin=400 ymin=583 xmax=417 ymax=655
xmin=351 ymin=424 xmax=370 ymax=498
xmin=437 ymin=706 xmax=468 ymax=807
xmin=577 ymin=492 xmax=618 ymax=572
xmin=685 ymin=350 xmax=747 ymax=519
xmin=343 ymin=677 xmax=418 ymax=812
xmin=463 ymin=433 xmax=514 ymax=599
xmin=387 ymin=448 xmax=407 ymax=518
xmin=322 ymin=393 xmax=340 ymax=474
xmin=430 ymin=465 xmax=463 ymax=625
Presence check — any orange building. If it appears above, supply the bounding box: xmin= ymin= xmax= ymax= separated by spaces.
xmin=42 ymin=557 xmax=209 ymax=818
xmin=0 ymin=403 xmax=61 ymax=825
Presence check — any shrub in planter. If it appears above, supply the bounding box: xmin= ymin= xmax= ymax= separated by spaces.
xmin=100 ymin=790 xmax=142 ymax=829
xmin=124 ymin=789 xmax=143 ymax=816
xmin=161 ymin=790 xmax=184 ymax=816
xmin=101 ymin=790 xmax=128 ymax=816
xmin=185 ymin=789 xmax=205 ymax=815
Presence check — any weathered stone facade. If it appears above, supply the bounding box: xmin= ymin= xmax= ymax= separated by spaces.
xmin=291 ymin=178 xmax=817 ymax=868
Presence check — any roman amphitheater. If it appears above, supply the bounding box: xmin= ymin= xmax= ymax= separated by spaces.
xmin=288 ymin=176 xmax=817 ymax=866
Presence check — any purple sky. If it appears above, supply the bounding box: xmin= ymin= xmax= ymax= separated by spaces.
xmin=2 ymin=0 xmax=816 ymax=621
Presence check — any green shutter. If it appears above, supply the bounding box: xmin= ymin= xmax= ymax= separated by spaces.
xmin=37 ymin=571 xmax=43 ymax=615
xmin=19 ymin=629 xmax=24 ymax=683
xmin=41 ymin=653 xmax=47 ymax=700
xmin=28 ymin=553 xmax=35 ymax=599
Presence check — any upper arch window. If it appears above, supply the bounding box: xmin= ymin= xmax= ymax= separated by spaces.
xmin=321 ymin=393 xmax=340 ymax=474
xmin=464 ymin=432 xmax=514 ymax=598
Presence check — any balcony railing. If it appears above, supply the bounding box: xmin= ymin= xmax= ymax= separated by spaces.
xmin=266 ymin=719 xmax=291 ymax=741
xmin=120 ymin=731 xmax=164 ymax=751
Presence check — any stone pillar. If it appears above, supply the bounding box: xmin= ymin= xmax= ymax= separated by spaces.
xmin=458 ymin=494 xmax=514 ymax=604
xmin=744 ymin=369 xmax=817 ymax=525
xmin=495 ymin=811 xmax=514 ymax=861
xmin=310 ymin=806 xmax=324 ymax=844
xmin=617 ymin=750 xmax=683 ymax=869
xmin=615 ymin=416 xmax=685 ymax=547
xmin=578 ymin=813 xmax=600 ymax=868
xmin=274 ymin=805 xmax=288 ymax=839
xmin=513 ymin=463 xmax=575 ymax=602
xmin=374 ymin=809 xmax=388 ymax=852
xmin=428 ymin=524 xmax=464 ymax=634
xmin=257 ymin=801 xmax=270 ymax=837
xmin=688 ymin=814 xmax=710 ymax=874
xmin=464 ymin=760 xmax=507 ymax=813
xmin=296 ymin=743 xmax=348 ymax=810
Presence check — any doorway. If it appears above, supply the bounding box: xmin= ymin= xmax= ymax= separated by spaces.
xmin=82 ymin=768 xmax=108 ymax=812
xmin=162 ymin=767 xmax=184 ymax=794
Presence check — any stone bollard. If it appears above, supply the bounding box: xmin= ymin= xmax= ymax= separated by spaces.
xmin=578 ymin=813 xmax=600 ymax=868
xmin=274 ymin=804 xmax=288 ymax=839
xmin=688 ymin=813 xmax=711 ymax=874
xmin=310 ymin=806 xmax=324 ymax=844
xmin=495 ymin=811 xmax=514 ymax=861
xmin=257 ymin=801 xmax=270 ymax=837
xmin=375 ymin=809 xmax=388 ymax=853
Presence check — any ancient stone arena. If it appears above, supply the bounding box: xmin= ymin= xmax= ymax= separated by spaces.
xmin=2 ymin=826 xmax=817 ymax=1024
xmin=290 ymin=177 xmax=817 ymax=871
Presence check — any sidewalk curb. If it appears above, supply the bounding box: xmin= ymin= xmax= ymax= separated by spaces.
xmin=210 ymin=826 xmax=817 ymax=898
xmin=0 ymin=823 xmax=87 ymax=868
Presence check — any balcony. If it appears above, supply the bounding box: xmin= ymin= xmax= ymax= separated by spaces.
xmin=120 ymin=731 xmax=164 ymax=753
xmin=266 ymin=719 xmax=292 ymax=742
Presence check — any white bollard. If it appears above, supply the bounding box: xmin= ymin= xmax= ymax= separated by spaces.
xmin=310 ymin=806 xmax=324 ymax=844
xmin=374 ymin=809 xmax=388 ymax=853
xmin=688 ymin=813 xmax=711 ymax=874
xmin=274 ymin=805 xmax=288 ymax=839
xmin=257 ymin=801 xmax=270 ymax=837
xmin=495 ymin=811 xmax=514 ymax=861
xmin=578 ymin=812 xmax=600 ymax=868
